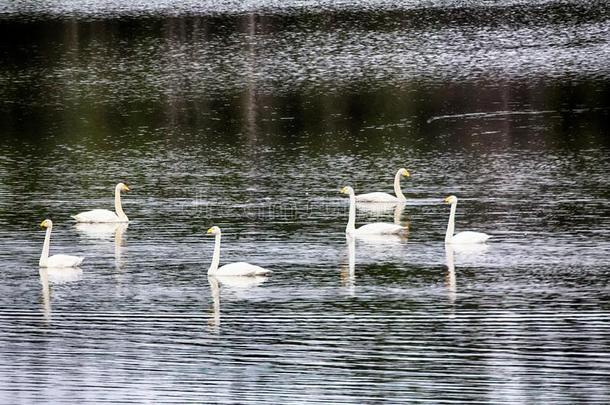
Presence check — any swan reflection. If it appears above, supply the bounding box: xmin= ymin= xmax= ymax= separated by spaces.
xmin=207 ymin=274 xmax=269 ymax=333
xmin=340 ymin=236 xmax=356 ymax=294
xmin=208 ymin=276 xmax=221 ymax=332
xmin=75 ymin=222 xmax=127 ymax=240
xmin=75 ymin=223 xmax=127 ymax=271
xmin=39 ymin=266 xmax=83 ymax=322
xmin=113 ymin=224 xmax=127 ymax=270
xmin=445 ymin=246 xmax=456 ymax=305
xmin=356 ymin=201 xmax=403 ymax=215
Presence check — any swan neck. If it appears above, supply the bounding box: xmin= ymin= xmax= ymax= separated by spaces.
xmin=115 ymin=185 xmax=128 ymax=221
xmin=445 ymin=202 xmax=457 ymax=244
xmin=346 ymin=189 xmax=356 ymax=234
xmin=393 ymin=171 xmax=406 ymax=201
xmin=40 ymin=226 xmax=51 ymax=266
xmin=209 ymin=233 xmax=221 ymax=274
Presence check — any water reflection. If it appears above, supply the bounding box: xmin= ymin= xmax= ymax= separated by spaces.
xmin=75 ymin=222 xmax=127 ymax=240
xmin=340 ymin=236 xmax=356 ymax=294
xmin=38 ymin=266 xmax=83 ymax=321
xmin=75 ymin=222 xmax=128 ymax=269
xmin=207 ymin=274 xmax=269 ymax=333
xmin=208 ymin=275 xmax=221 ymax=333
xmin=445 ymin=246 xmax=456 ymax=305
xmin=39 ymin=268 xmax=51 ymax=322
xmin=113 ymin=224 xmax=127 ymax=270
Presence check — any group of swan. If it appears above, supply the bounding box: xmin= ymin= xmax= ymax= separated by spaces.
xmin=39 ymin=182 xmax=272 ymax=276
xmin=39 ymin=183 xmax=130 ymax=269
xmin=39 ymin=170 xmax=490 ymax=276
xmin=341 ymin=168 xmax=490 ymax=245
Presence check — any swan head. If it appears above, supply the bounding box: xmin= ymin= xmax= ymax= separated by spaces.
xmin=340 ymin=186 xmax=353 ymax=195
xmin=117 ymin=182 xmax=130 ymax=192
xmin=398 ymin=168 xmax=410 ymax=177
xmin=444 ymin=195 xmax=458 ymax=204
xmin=207 ymin=226 xmax=221 ymax=236
xmin=40 ymin=219 xmax=52 ymax=228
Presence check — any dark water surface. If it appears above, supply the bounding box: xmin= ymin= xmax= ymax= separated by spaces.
xmin=1 ymin=0 xmax=610 ymax=403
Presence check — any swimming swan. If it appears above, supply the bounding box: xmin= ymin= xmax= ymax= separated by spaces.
xmin=72 ymin=183 xmax=130 ymax=223
xmin=39 ymin=219 xmax=84 ymax=268
xmin=341 ymin=186 xmax=407 ymax=236
xmin=355 ymin=168 xmax=410 ymax=203
xmin=206 ymin=226 xmax=272 ymax=276
xmin=444 ymin=195 xmax=490 ymax=244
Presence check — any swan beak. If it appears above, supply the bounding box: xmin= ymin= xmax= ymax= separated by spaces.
xmin=39 ymin=220 xmax=47 ymax=228
xmin=206 ymin=228 xmax=214 ymax=234
xmin=123 ymin=185 xmax=130 ymax=192
xmin=339 ymin=187 xmax=347 ymax=194
xmin=403 ymin=170 xmax=410 ymax=177
xmin=443 ymin=196 xmax=451 ymax=204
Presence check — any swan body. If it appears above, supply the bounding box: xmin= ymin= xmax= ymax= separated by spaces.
xmin=355 ymin=168 xmax=410 ymax=203
xmin=444 ymin=195 xmax=490 ymax=245
xmin=341 ymin=186 xmax=406 ymax=236
xmin=39 ymin=219 xmax=84 ymax=268
xmin=354 ymin=223 xmax=405 ymax=235
xmin=206 ymin=226 xmax=272 ymax=276
xmin=72 ymin=183 xmax=130 ymax=223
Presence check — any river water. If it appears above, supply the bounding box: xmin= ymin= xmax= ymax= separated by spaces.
xmin=1 ymin=0 xmax=609 ymax=403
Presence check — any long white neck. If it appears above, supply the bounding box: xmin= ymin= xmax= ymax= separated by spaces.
xmin=393 ymin=171 xmax=406 ymax=201
xmin=208 ymin=233 xmax=221 ymax=274
xmin=39 ymin=225 xmax=52 ymax=267
xmin=346 ymin=189 xmax=356 ymax=234
xmin=114 ymin=185 xmax=128 ymax=221
xmin=445 ymin=202 xmax=457 ymax=244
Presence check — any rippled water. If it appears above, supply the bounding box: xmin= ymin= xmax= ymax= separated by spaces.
xmin=1 ymin=0 xmax=610 ymax=403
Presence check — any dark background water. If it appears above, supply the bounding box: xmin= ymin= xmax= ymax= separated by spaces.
xmin=1 ymin=0 xmax=609 ymax=403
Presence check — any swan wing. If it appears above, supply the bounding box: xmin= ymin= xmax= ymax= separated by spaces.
xmin=72 ymin=209 xmax=120 ymax=223
xmin=214 ymin=262 xmax=272 ymax=276
xmin=46 ymin=254 xmax=84 ymax=268
xmin=451 ymin=231 xmax=491 ymax=244
xmin=356 ymin=222 xmax=405 ymax=235
xmin=355 ymin=192 xmax=399 ymax=203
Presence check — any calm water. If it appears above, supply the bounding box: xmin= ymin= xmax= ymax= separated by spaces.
xmin=1 ymin=0 xmax=610 ymax=403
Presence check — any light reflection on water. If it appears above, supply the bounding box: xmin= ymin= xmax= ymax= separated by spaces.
xmin=1 ymin=0 xmax=610 ymax=403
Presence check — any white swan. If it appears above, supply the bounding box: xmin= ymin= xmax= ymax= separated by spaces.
xmin=72 ymin=183 xmax=130 ymax=223
xmin=39 ymin=219 xmax=84 ymax=268
xmin=444 ymin=195 xmax=491 ymax=244
xmin=355 ymin=168 xmax=410 ymax=203
xmin=341 ymin=186 xmax=407 ymax=236
xmin=206 ymin=226 xmax=272 ymax=276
